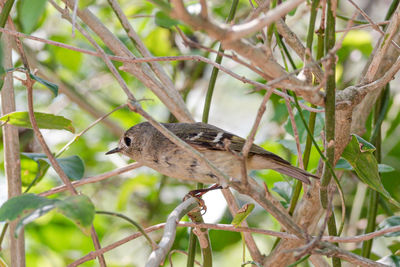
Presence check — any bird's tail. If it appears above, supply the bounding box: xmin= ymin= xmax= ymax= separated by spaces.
xmin=274 ymin=164 xmax=319 ymax=185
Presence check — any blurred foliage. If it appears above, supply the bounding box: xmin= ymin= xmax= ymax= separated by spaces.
xmin=0 ymin=0 xmax=399 ymax=266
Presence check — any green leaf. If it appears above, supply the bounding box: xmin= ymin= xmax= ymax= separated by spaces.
xmin=231 ymin=203 xmax=254 ymax=227
xmin=56 ymin=195 xmax=95 ymax=235
xmin=15 ymin=201 xmax=58 ymax=236
xmin=0 ymin=111 xmax=75 ymax=133
xmin=342 ymin=134 xmax=394 ymax=201
xmin=0 ymin=194 xmax=95 ymax=237
xmin=17 ymin=0 xmax=47 ymax=34
xmin=22 ymin=153 xmax=85 ymax=181
xmin=378 ymin=164 xmax=395 ymax=173
xmin=20 ymin=154 xmax=41 ymax=186
xmin=377 ymin=216 xmax=400 ymax=237
xmin=0 ymin=194 xmax=56 ymax=222
xmin=42 ymin=156 xmax=85 ymax=181
xmin=272 ymin=182 xmax=293 ymax=203
xmin=155 ymin=11 xmax=180 ymax=29
xmin=29 ymin=73 xmax=58 ymax=96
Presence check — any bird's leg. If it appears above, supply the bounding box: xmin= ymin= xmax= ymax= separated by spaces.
xmin=186 ymin=183 xmax=222 ymax=198
xmin=183 ymin=184 xmax=222 ymax=215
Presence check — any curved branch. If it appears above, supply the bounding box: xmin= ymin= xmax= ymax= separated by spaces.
xmin=145 ymin=197 xmax=200 ymax=267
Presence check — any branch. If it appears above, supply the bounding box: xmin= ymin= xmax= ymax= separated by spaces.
xmin=221 ymin=189 xmax=264 ymax=263
xmin=58 ymin=0 xmax=194 ymax=123
xmin=10 ymin=18 xmax=106 ymax=265
xmin=225 ymin=0 xmax=304 ymax=42
xmin=316 ymin=242 xmax=389 ymax=267
xmin=0 ymin=27 xmax=324 ymax=112
xmin=170 ymin=0 xmax=325 ymax=105
xmin=145 ymin=197 xmax=200 ymax=267
xmin=0 ymin=24 xmax=25 ymax=267
xmin=39 ymin=163 xmax=143 ymax=197
xmin=275 ymin=19 xmax=324 ymax=82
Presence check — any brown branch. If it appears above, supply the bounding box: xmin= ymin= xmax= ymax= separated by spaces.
xmin=283 ymin=89 xmax=304 ymax=169
xmin=56 ymin=104 xmax=127 ymax=157
xmin=1 ymin=25 xmax=25 ymax=267
xmin=347 ymin=0 xmax=400 ymax=52
xmin=106 ymin=0 xmax=177 ymax=102
xmin=275 ymin=19 xmax=324 ymax=82
xmin=221 ymin=189 xmax=264 ymax=263
xmin=146 ymin=197 xmax=200 ymax=267
xmin=67 ymin=219 xmax=400 ymax=266
xmin=9 ymin=17 xmax=106 ymax=266
xmin=224 ymin=0 xmax=304 ymax=42
xmin=241 ymin=87 xmax=275 ymax=186
xmin=58 ymin=0 xmax=194 ymax=123
xmin=50 ymin=1 xmax=136 ymax=101
xmin=39 ymin=163 xmax=143 ymax=197
xmin=0 ymin=27 xmax=324 ymax=112
xmin=170 ymin=0 xmax=325 ymax=105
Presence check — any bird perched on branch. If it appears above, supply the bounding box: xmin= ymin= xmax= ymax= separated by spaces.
xmin=106 ymin=122 xmax=319 ymax=185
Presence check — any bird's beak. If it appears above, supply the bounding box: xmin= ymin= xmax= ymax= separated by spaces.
xmin=105 ymin=147 xmax=122 ymax=155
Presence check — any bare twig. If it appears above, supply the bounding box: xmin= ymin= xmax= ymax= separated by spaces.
xmin=106 ymin=0 xmax=178 ymax=105
xmin=67 ymin=220 xmax=400 ymax=266
xmin=57 ymin=0 xmax=194 ymax=123
xmin=224 ymin=0 xmax=304 ymax=42
xmin=50 ymin=1 xmax=135 ymax=101
xmin=39 ymin=163 xmax=143 ymax=197
xmin=241 ymin=87 xmax=275 ymax=186
xmin=283 ymin=89 xmax=304 ymax=169
xmin=336 ymin=20 xmax=389 ymax=32
xmin=347 ymin=0 xmax=400 ymax=52
xmin=275 ymin=19 xmax=325 ymax=82
xmin=0 ymin=27 xmax=324 ymax=112
xmin=221 ymin=189 xmax=264 ymax=263
xmin=145 ymin=197 xmax=200 ymax=267
xmin=56 ymin=104 xmax=127 ymax=157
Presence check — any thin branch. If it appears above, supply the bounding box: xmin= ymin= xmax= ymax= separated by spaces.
xmin=362 ymin=4 xmax=400 ymax=83
xmin=56 ymin=104 xmax=127 ymax=157
xmin=275 ymin=19 xmax=325 ymax=82
xmin=50 ymin=1 xmax=135 ymax=101
xmin=241 ymin=87 xmax=275 ymax=186
xmin=0 ymin=27 xmax=324 ymax=112
xmin=336 ymin=21 xmax=389 ymax=32
xmin=145 ymin=197 xmax=200 ymax=267
xmin=57 ymin=0 xmax=194 ymax=123
xmin=39 ymin=163 xmax=143 ymax=197
xmin=225 ymin=0 xmax=304 ymax=42
xmin=11 ymin=18 xmax=106 ymax=266
xmin=221 ymin=189 xmax=264 ymax=263
xmin=347 ymin=0 xmax=400 ymax=52
xmin=283 ymin=90 xmax=304 ymax=169
xmin=106 ymin=0 xmax=177 ymax=103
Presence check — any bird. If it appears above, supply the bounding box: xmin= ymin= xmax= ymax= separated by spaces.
xmin=106 ymin=122 xmax=319 ymax=185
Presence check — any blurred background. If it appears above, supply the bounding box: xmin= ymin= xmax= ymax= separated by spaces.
xmin=1 ymin=0 xmax=400 ymax=266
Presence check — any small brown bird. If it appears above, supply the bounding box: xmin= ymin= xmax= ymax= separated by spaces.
xmin=106 ymin=122 xmax=319 ymax=184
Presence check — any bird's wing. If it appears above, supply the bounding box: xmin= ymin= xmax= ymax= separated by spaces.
xmin=167 ymin=122 xmax=290 ymax=165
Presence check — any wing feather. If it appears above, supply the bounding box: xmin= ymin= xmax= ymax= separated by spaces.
xmin=163 ymin=122 xmax=290 ymax=165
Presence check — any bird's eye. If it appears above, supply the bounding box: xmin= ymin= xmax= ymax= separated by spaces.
xmin=124 ymin=137 xmax=131 ymax=147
